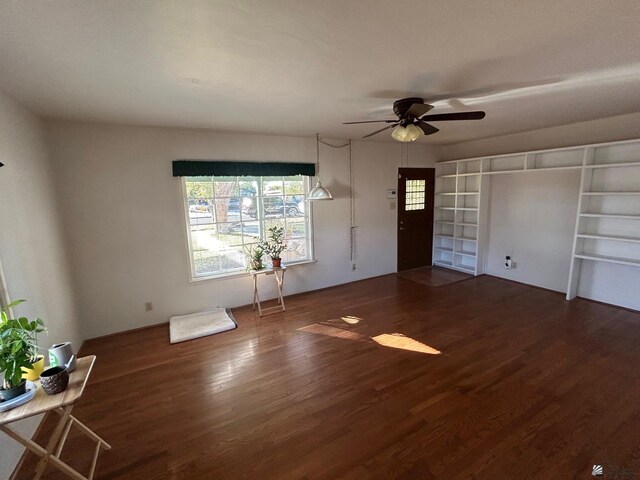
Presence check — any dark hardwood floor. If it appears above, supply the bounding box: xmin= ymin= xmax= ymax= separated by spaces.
xmin=13 ymin=273 xmax=640 ymax=479
xmin=397 ymin=266 xmax=472 ymax=287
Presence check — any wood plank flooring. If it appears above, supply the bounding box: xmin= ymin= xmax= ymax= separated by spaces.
xmin=13 ymin=273 xmax=640 ymax=479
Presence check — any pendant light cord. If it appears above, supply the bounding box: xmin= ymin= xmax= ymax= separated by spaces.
xmin=315 ymin=134 xmax=357 ymax=269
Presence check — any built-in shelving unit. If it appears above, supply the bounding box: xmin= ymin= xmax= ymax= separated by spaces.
xmin=566 ymin=141 xmax=640 ymax=301
xmin=433 ymin=159 xmax=486 ymax=275
xmin=434 ymin=139 xmax=640 ymax=311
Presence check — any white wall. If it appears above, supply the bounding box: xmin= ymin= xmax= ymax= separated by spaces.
xmin=484 ymin=170 xmax=581 ymax=292
xmin=45 ymin=120 xmax=437 ymax=339
xmin=0 ymin=92 xmax=81 ymax=478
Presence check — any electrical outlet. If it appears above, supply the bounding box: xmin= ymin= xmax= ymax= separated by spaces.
xmin=351 ymin=263 xmax=357 ymax=271
xmin=505 ymin=256 xmax=512 ymax=270
xmin=145 ymin=302 xmax=153 ymax=312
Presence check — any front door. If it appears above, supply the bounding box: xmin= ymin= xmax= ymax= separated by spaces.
xmin=397 ymin=168 xmax=435 ymax=271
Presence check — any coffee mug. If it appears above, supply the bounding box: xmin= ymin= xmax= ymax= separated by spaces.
xmin=48 ymin=342 xmax=76 ymax=372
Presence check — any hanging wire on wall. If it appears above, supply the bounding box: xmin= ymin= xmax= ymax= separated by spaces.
xmin=316 ymin=135 xmax=357 ymax=270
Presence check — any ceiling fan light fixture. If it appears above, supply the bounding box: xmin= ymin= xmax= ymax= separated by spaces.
xmin=392 ymin=124 xmax=421 ymax=142
xmin=405 ymin=123 xmax=423 ymax=141
xmin=391 ymin=125 xmax=409 ymax=142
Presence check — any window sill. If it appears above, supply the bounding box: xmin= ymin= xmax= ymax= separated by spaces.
xmin=188 ymin=259 xmax=317 ymax=284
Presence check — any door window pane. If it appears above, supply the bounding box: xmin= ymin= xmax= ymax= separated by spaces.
xmin=405 ymin=179 xmax=426 ymax=211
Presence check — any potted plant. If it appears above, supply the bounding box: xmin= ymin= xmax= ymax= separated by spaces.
xmin=259 ymin=225 xmax=286 ymax=268
xmin=244 ymin=244 xmax=265 ymax=271
xmin=0 ymin=300 xmax=46 ymax=401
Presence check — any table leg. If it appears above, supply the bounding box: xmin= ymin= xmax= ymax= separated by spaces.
xmin=253 ymin=274 xmax=262 ymax=316
xmin=34 ymin=404 xmax=74 ymax=480
xmin=0 ymin=424 xmax=88 ymax=480
xmin=276 ymin=269 xmax=286 ymax=311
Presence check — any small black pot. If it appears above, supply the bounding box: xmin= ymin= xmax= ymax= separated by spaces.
xmin=0 ymin=381 xmax=27 ymax=402
xmin=40 ymin=366 xmax=69 ymax=395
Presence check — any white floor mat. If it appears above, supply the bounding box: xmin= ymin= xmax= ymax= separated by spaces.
xmin=169 ymin=308 xmax=237 ymax=344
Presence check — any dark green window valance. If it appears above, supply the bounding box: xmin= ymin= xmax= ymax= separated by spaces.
xmin=173 ymin=160 xmax=315 ymax=177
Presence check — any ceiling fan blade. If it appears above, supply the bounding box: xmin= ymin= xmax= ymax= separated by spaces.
xmin=417 ymin=121 xmax=439 ymax=135
xmin=362 ymin=124 xmax=397 ymax=139
xmin=406 ymin=103 xmax=434 ymax=118
xmin=343 ymin=120 xmax=397 ymax=124
xmin=422 ymin=111 xmax=486 ymax=122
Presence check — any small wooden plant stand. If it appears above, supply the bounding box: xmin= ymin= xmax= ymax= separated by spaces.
xmin=250 ymin=266 xmax=287 ymax=316
xmin=0 ymin=355 xmax=110 ymax=480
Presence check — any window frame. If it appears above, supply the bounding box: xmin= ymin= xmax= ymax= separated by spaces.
xmin=180 ymin=175 xmax=315 ymax=282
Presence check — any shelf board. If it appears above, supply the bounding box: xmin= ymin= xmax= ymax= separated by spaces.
xmin=582 ymin=192 xmax=640 ymax=196
xmin=458 ymin=222 xmax=478 ymax=227
xmin=436 ymin=207 xmax=456 ymax=210
xmin=435 ymin=247 xmax=453 ymax=253
xmin=577 ymin=233 xmax=640 ymax=244
xmin=528 ymin=164 xmax=583 ymax=171
xmin=437 ymin=174 xmax=457 ymax=178
xmin=453 ymin=263 xmax=476 ymax=273
xmin=574 ymin=253 xmax=640 ymax=268
xmin=433 ymin=259 xmax=453 ymax=267
xmin=455 ymin=250 xmax=477 ymax=258
xmin=580 ymin=213 xmax=640 ymax=219
xmin=457 ymin=237 xmax=477 ymax=242
xmin=435 ymin=221 xmax=455 ymax=225
xmin=456 ymin=207 xmax=478 ymax=211
xmin=456 ymin=192 xmax=480 ymax=195
xmin=436 ymin=192 xmax=457 ymax=196
xmin=434 ymin=234 xmax=454 ymax=239
xmin=586 ymin=161 xmax=640 ymax=169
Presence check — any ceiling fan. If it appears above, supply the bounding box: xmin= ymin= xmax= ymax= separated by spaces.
xmin=343 ymin=97 xmax=485 ymax=142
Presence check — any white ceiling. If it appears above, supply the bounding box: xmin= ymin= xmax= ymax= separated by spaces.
xmin=1 ymin=1 xmax=640 ymax=145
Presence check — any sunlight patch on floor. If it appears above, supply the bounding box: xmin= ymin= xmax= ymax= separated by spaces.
xmin=371 ymin=333 xmax=442 ymax=355
xmin=298 ymin=323 xmax=367 ymax=341
xmin=341 ymin=316 xmax=362 ymax=324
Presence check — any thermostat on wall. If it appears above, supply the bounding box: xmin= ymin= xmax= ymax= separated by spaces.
xmin=386 ymin=189 xmax=397 ymax=199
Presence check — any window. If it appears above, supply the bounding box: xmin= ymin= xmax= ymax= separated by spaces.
xmin=183 ymin=175 xmax=313 ymax=279
xmin=405 ymin=179 xmax=426 ymax=211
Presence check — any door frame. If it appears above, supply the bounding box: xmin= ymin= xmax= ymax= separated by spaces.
xmin=397 ymin=167 xmax=435 ymax=271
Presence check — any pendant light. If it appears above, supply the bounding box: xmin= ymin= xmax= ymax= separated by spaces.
xmin=308 ymin=133 xmax=334 ymax=201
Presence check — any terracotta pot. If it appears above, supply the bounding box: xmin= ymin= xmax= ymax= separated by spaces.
xmin=22 ymin=355 xmax=45 ymax=381
xmin=271 ymin=258 xmax=281 ymax=268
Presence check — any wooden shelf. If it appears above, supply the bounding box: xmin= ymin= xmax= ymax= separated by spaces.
xmin=435 ymin=247 xmax=453 ymax=253
xmin=528 ymin=164 xmax=583 ymax=172
xmin=436 ymin=207 xmax=456 ymax=211
xmin=580 ymin=213 xmax=640 ymax=219
xmin=457 ymin=237 xmax=477 ymax=242
xmin=577 ymin=233 xmax=640 ymax=244
xmin=582 ymin=192 xmax=640 ymax=196
xmin=455 ymin=250 xmax=476 ymax=258
xmin=434 ymin=233 xmax=454 ymax=239
xmin=452 ymin=263 xmax=475 ymax=273
xmin=433 ymin=259 xmax=453 ymax=267
xmin=585 ymin=161 xmax=640 ymax=169
xmin=437 ymin=174 xmax=457 ymax=178
xmin=456 ymin=207 xmax=478 ymax=211
xmin=575 ymin=253 xmax=640 ymax=267
xmin=436 ymin=192 xmax=457 ymax=196
xmin=435 ymin=221 xmax=456 ymax=225
xmin=456 ymin=192 xmax=479 ymax=195
xmin=457 ymin=222 xmax=478 ymax=227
